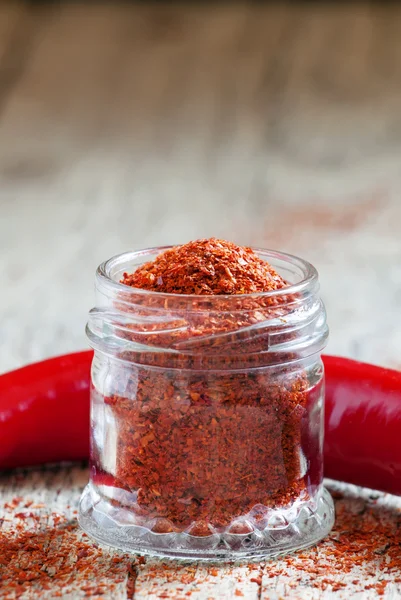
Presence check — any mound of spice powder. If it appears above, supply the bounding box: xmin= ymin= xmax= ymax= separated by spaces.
xmin=101 ymin=239 xmax=316 ymax=532
xmin=121 ymin=238 xmax=287 ymax=294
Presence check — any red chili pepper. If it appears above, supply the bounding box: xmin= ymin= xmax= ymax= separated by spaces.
xmin=0 ymin=351 xmax=92 ymax=468
xmin=323 ymin=355 xmax=401 ymax=495
xmin=1 ymin=351 xmax=401 ymax=497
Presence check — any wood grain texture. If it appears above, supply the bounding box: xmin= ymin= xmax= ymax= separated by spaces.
xmin=1 ymin=1 xmax=401 ymax=372
xmin=2 ymin=466 xmax=401 ymax=599
xmin=0 ymin=465 xmax=132 ymax=599
xmin=1 ymin=1 xmax=401 ymax=597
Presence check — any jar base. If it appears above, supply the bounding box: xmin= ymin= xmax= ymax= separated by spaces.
xmin=78 ymin=485 xmax=334 ymax=562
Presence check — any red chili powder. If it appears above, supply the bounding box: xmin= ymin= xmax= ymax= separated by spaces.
xmin=3 ymin=490 xmax=401 ymax=595
xmin=255 ymin=487 xmax=401 ymax=596
xmin=121 ymin=238 xmax=287 ymax=295
xmin=0 ymin=501 xmax=134 ymax=599
xmin=100 ymin=239 xmax=314 ymax=530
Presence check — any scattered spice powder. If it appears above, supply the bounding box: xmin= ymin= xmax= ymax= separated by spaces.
xmin=251 ymin=485 xmax=401 ymax=595
xmin=0 ymin=499 xmax=133 ymax=599
xmin=133 ymin=488 xmax=401 ymax=596
xmin=97 ymin=238 xmax=319 ymax=531
xmin=3 ymin=487 xmax=401 ymax=596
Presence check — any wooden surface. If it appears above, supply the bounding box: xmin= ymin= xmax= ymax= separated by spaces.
xmin=1 ymin=0 xmax=401 ymax=373
xmin=1 ymin=1 xmax=401 ymax=597
xmin=3 ymin=467 xmax=401 ymax=599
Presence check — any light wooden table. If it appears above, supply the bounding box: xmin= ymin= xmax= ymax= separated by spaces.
xmin=1 ymin=1 xmax=401 ymax=597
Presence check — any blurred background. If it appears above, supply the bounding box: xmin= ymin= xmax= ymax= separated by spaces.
xmin=1 ymin=0 xmax=401 ymax=372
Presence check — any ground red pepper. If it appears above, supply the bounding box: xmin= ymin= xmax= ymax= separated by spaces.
xmin=129 ymin=486 xmax=401 ymax=597
xmin=0 ymin=499 xmax=134 ymax=599
xmin=121 ymin=238 xmax=287 ymax=294
xmin=95 ymin=239 xmax=318 ymax=532
xmin=258 ymin=485 xmax=401 ymax=596
xmin=3 ymin=488 xmax=399 ymax=597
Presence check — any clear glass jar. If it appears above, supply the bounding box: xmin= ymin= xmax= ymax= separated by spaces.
xmin=79 ymin=247 xmax=334 ymax=561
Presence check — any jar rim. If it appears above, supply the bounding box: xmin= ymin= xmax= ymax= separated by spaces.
xmin=96 ymin=246 xmax=319 ymax=299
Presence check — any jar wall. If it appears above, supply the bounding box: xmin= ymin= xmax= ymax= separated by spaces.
xmin=80 ymin=353 xmax=332 ymax=559
xmin=79 ymin=247 xmax=334 ymax=560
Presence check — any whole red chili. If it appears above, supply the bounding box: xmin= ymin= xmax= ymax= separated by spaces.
xmin=2 ymin=241 xmax=401 ymax=511
xmin=3 ymin=352 xmax=401 ymax=499
xmin=324 ymin=355 xmax=401 ymax=495
xmin=0 ymin=351 xmax=91 ymax=469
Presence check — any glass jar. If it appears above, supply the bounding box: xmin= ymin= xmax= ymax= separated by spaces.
xmin=79 ymin=246 xmax=334 ymax=561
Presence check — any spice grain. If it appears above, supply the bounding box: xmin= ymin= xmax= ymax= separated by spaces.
xmin=3 ymin=488 xmax=400 ymax=597
xmin=99 ymin=239 xmax=314 ymax=530
xmin=0 ymin=499 xmax=133 ymax=599
xmin=121 ymin=238 xmax=287 ymax=295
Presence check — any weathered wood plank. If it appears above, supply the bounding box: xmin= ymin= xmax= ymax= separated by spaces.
xmin=0 ymin=465 xmax=133 ymax=599
xmin=3 ymin=469 xmax=401 ymax=599
xmin=135 ymin=561 xmax=259 ymax=600
xmin=259 ymin=483 xmax=401 ymax=599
